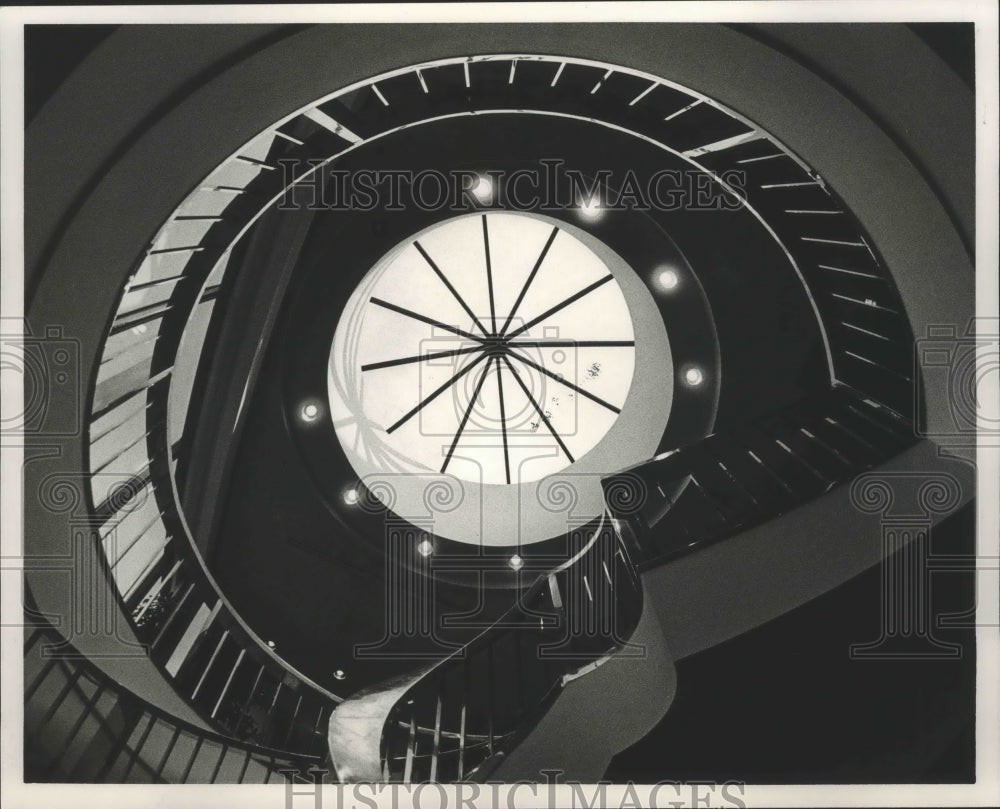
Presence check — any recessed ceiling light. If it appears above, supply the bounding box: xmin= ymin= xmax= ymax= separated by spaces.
xmin=300 ymin=402 xmax=321 ymax=422
xmin=508 ymin=554 xmax=524 ymax=571
xmin=343 ymin=487 xmax=359 ymax=505
xmin=334 ymin=669 xmax=346 ymax=680
xmin=472 ymin=175 xmax=493 ymax=202
xmin=416 ymin=539 xmax=434 ymax=557
xmin=578 ymin=196 xmax=604 ymax=220
xmin=684 ymin=367 xmax=704 ymax=386
xmin=655 ymin=267 xmax=680 ymax=291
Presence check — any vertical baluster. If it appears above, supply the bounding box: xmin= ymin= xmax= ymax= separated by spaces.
xmin=93 ymin=702 xmax=144 ymax=782
xmin=122 ymin=547 xmax=167 ymax=609
xmin=149 ymin=581 xmax=196 ymax=652
xmin=264 ymin=680 xmax=283 ymax=746
xmin=237 ymin=749 xmax=252 ymax=783
xmin=548 ymin=573 xmax=563 ymax=611
xmin=154 ymin=725 xmax=182 ymax=781
xmin=24 ymin=656 xmax=58 ymax=703
xmin=191 ymin=628 xmax=228 ymax=700
xmin=688 ymin=475 xmax=734 ymax=529
xmin=513 ymin=628 xmax=523 ymax=719
xmin=120 ymin=714 xmax=156 ymax=780
xmin=38 ymin=665 xmax=85 ymax=729
xmin=45 ymin=681 xmax=108 ymax=775
xmin=402 ymin=711 xmax=417 ymax=784
xmin=212 ymin=648 xmax=245 ymax=719
xmin=429 ymin=682 xmax=443 ymax=783
xmin=486 ymin=645 xmax=495 ymax=756
xmin=311 ymin=703 xmax=328 ymax=747
xmin=180 ymin=735 xmax=204 ymax=783
xmin=457 ymin=659 xmax=468 ymax=781
xmin=209 ymin=742 xmax=228 ymax=784
xmin=23 ymin=626 xmax=44 ymax=654
xmin=282 ymin=693 xmax=303 ymax=749
xmin=237 ymin=664 xmax=265 ymax=739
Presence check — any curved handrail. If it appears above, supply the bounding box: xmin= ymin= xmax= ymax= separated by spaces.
xmin=603 ymin=383 xmax=919 ymax=568
xmin=83 ymin=130 xmax=347 ymax=756
xmin=86 ymin=399 xmax=338 ymax=757
xmin=328 ymin=517 xmax=643 ymax=783
xmin=327 ymin=381 xmax=920 ymax=784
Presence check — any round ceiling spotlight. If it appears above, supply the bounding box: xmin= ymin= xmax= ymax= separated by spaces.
xmin=654 ymin=267 xmax=680 ymax=292
xmin=342 ymin=487 xmax=359 ymax=506
xmin=299 ymin=401 xmax=321 ymax=423
xmin=472 ymin=175 xmax=493 ymax=203
xmin=683 ymin=366 xmax=705 ymax=387
xmin=577 ymin=196 xmax=604 ymax=221
xmin=333 ymin=669 xmax=347 ymax=681
xmin=416 ymin=539 xmax=434 ymax=557
xmin=508 ymin=554 xmax=524 ymax=571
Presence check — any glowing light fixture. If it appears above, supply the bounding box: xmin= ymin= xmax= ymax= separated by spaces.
xmin=684 ymin=367 xmax=705 ymax=387
xmin=655 ymin=267 xmax=680 ymax=291
xmin=472 ymin=175 xmax=493 ymax=202
xmin=578 ymin=195 xmax=603 ymax=220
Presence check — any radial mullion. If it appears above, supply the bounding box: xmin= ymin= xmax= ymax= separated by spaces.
xmin=370 ymin=297 xmax=489 ymax=344
xmin=361 ymin=344 xmax=483 ymax=372
xmin=506 ymin=346 xmax=622 ymax=414
xmin=482 ymin=215 xmax=497 ymax=334
xmin=386 ymin=351 xmax=489 ymax=434
xmin=441 ymin=360 xmax=492 ymax=474
xmin=507 ymin=340 xmax=635 ymax=348
xmin=504 ymin=275 xmax=614 ymax=340
xmin=499 ymin=226 xmax=559 ymax=336
xmin=413 ymin=240 xmax=489 ymax=336
xmin=501 ymin=356 xmax=575 ymax=463
xmin=495 ymin=356 xmax=511 ymax=484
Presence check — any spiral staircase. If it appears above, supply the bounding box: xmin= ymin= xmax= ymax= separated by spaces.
xmin=19 ymin=23 xmax=976 ymax=784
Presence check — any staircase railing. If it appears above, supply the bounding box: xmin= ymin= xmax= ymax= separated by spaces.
xmin=84 ymin=131 xmax=341 ymax=756
xmin=328 ymin=519 xmax=643 ymax=783
xmin=604 ymin=384 xmax=918 ymax=568
xmin=23 ymin=620 xmax=327 ymax=784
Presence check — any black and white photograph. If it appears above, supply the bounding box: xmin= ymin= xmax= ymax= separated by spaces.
xmin=2 ymin=3 xmax=998 ymax=808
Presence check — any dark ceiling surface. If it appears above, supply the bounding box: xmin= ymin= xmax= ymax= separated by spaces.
xmin=23 ymin=22 xmax=975 ymax=125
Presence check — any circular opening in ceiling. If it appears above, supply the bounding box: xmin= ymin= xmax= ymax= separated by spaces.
xmin=330 ymin=212 xmax=637 ymax=486
xmin=326 ymin=211 xmax=673 ymax=547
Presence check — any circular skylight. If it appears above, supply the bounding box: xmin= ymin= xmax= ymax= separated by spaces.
xmin=331 ymin=212 xmax=636 ymax=485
